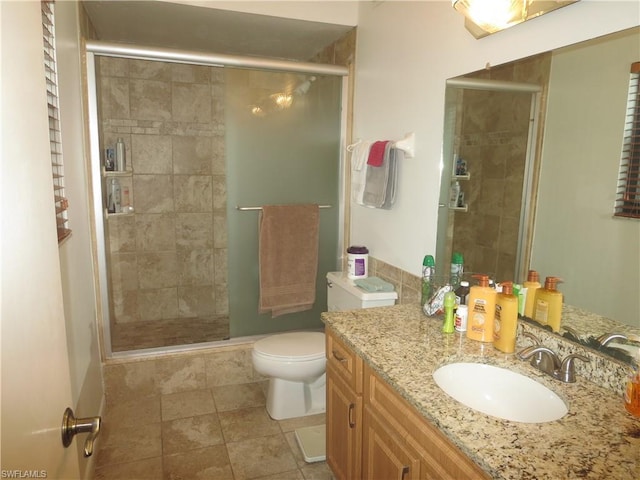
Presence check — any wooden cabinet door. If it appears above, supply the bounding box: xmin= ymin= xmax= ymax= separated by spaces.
xmin=327 ymin=362 xmax=362 ymax=480
xmin=363 ymin=405 xmax=421 ymax=480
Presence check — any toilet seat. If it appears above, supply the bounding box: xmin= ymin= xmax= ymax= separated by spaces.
xmin=253 ymin=332 xmax=325 ymax=362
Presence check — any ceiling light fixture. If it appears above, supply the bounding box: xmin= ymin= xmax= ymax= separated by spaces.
xmin=452 ymin=0 xmax=580 ymax=39
xmin=272 ymin=93 xmax=293 ymax=109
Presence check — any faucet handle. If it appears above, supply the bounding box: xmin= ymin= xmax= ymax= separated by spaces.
xmin=521 ymin=332 xmax=544 ymax=368
xmin=517 ymin=345 xmax=561 ymax=373
xmin=557 ymin=353 xmax=590 ymax=383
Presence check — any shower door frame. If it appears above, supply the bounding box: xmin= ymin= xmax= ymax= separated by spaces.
xmin=85 ymin=43 xmax=349 ymax=359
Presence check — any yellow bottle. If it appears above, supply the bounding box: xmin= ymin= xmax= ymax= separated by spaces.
xmin=533 ymin=276 xmax=563 ymax=332
xmin=466 ymin=274 xmax=497 ymax=342
xmin=523 ymin=269 xmax=541 ymax=319
xmin=493 ymin=282 xmax=519 ymax=353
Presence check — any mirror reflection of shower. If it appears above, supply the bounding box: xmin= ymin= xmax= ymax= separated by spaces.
xmin=437 ymin=73 xmax=544 ymax=284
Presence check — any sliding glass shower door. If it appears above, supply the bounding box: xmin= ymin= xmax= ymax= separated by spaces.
xmin=225 ymin=68 xmax=342 ymax=337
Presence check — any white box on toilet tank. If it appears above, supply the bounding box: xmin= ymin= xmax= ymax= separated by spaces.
xmin=326 ymin=271 xmax=397 ymax=311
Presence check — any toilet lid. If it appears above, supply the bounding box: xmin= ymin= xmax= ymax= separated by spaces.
xmin=254 ymin=332 xmax=325 ymax=361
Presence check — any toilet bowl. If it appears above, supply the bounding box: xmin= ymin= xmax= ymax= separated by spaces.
xmin=252 ymin=331 xmax=326 ymax=420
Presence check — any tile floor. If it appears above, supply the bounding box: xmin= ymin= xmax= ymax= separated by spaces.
xmin=93 ymin=381 xmax=334 ymax=479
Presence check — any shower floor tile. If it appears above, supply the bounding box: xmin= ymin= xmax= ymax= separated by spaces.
xmin=111 ymin=315 xmax=229 ymax=351
xmin=94 ymin=384 xmax=334 ymax=480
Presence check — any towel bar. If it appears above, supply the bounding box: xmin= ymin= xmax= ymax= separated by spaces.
xmin=236 ymin=205 xmax=332 ymax=211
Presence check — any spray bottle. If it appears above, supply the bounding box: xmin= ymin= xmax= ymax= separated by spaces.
xmin=421 ymin=255 xmax=436 ymax=307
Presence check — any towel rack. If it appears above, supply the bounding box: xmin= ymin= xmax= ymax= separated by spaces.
xmin=236 ymin=204 xmax=332 ymax=211
xmin=346 ymin=132 xmax=415 ymax=158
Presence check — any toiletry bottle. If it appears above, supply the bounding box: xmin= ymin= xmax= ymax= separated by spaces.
xmin=116 ymin=137 xmax=126 ymax=171
xmin=533 ymin=276 xmax=563 ymax=332
xmin=523 ymin=270 xmax=541 ymax=318
xmin=454 ymin=280 xmax=470 ymax=306
xmin=624 ymin=363 xmax=640 ymax=417
xmin=493 ymin=282 xmax=519 ymax=353
xmin=421 ymin=255 xmax=436 ymax=306
xmin=466 ymin=274 xmax=497 ymax=342
xmin=450 ymin=252 xmax=464 ymax=287
xmin=443 ymin=291 xmax=456 ymax=333
xmin=455 ymin=304 xmax=468 ymax=332
xmin=449 ymin=181 xmax=461 ymax=208
xmin=108 ymin=178 xmax=121 ymax=214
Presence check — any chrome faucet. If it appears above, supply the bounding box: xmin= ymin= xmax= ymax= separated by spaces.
xmin=595 ymin=332 xmax=628 ymax=347
xmin=517 ymin=345 xmax=590 ymax=383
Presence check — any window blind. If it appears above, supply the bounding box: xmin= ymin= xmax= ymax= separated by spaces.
xmin=42 ymin=0 xmax=71 ymax=242
xmin=614 ymin=62 xmax=640 ymax=219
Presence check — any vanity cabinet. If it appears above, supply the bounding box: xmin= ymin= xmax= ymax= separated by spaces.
xmin=326 ymin=330 xmax=363 ymax=480
xmin=326 ymin=328 xmax=490 ymax=480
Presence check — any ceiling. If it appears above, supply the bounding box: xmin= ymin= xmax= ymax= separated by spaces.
xmin=82 ymin=1 xmax=354 ymax=61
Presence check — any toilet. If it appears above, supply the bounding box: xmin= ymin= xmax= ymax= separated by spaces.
xmin=252 ymin=271 xmax=398 ymax=422
xmin=252 ymin=271 xmax=397 ymax=462
xmin=252 ymin=331 xmax=326 ymax=421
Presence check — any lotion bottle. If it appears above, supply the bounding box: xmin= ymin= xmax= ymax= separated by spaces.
xmin=466 ymin=274 xmax=497 ymax=342
xmin=493 ymin=282 xmax=518 ymax=353
xmin=523 ymin=269 xmax=541 ymax=318
xmin=533 ymin=276 xmax=563 ymax=332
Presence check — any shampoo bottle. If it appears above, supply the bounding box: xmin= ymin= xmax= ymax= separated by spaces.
xmin=449 ymin=181 xmax=461 ymax=208
xmin=533 ymin=276 xmax=563 ymax=332
xmin=523 ymin=270 xmax=541 ymax=318
xmin=493 ymin=282 xmax=518 ymax=353
xmin=466 ymin=274 xmax=497 ymax=342
xmin=116 ymin=137 xmax=126 ymax=171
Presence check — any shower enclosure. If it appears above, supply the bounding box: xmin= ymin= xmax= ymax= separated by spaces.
xmin=88 ymin=47 xmax=346 ymax=354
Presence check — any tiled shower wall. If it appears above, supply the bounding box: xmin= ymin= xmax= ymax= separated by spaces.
xmin=97 ymin=57 xmax=228 ymax=326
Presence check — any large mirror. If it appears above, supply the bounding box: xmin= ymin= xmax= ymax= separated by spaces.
xmin=437 ymin=26 xmax=640 ymax=362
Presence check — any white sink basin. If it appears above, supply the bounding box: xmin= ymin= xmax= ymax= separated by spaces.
xmin=433 ymin=362 xmax=568 ymax=423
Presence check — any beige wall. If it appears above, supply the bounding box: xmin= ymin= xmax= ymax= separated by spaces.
xmin=532 ymin=28 xmax=640 ymax=325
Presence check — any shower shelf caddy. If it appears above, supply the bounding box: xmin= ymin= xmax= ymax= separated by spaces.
xmin=449 ymin=171 xmax=470 ymax=212
xmin=102 ymin=168 xmax=134 ymax=217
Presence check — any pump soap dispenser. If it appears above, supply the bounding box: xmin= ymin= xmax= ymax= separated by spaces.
xmin=493 ymin=282 xmax=518 ymax=353
xmin=523 ymin=270 xmax=541 ymax=318
xmin=533 ymin=276 xmax=563 ymax=332
xmin=466 ymin=274 xmax=497 ymax=342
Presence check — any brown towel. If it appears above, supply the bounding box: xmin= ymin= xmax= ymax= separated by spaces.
xmin=259 ymin=204 xmax=320 ymax=317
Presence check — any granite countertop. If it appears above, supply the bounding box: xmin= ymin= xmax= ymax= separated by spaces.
xmin=322 ymin=304 xmax=640 ymax=480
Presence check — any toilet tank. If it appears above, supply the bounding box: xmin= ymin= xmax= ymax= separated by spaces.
xmin=326 ymin=271 xmax=397 ymax=311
